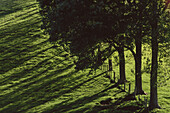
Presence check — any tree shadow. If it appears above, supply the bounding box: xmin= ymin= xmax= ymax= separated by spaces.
xmin=0 ymin=44 xmax=55 ymax=75
xmin=0 ymin=17 xmax=41 ymax=36
xmin=1 ymin=68 xmax=109 ymax=113
xmin=0 ymin=50 xmax=74 ymax=86
xmin=39 ymin=82 xmax=122 ymax=113
xmin=0 ymin=0 xmax=38 ymax=18
xmin=90 ymin=93 xmax=150 ymax=113
xmin=0 ymin=7 xmax=38 ymax=26
xmin=0 ymin=63 xmax=76 ymax=112
xmin=0 ymin=8 xmax=22 ymax=17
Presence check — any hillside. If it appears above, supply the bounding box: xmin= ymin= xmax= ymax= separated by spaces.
xmin=0 ymin=0 xmax=170 ymax=113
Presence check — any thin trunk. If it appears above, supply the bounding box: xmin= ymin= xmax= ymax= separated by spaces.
xmin=135 ymin=37 xmax=145 ymax=95
xmin=118 ymin=46 xmax=126 ymax=83
xmin=108 ymin=58 xmax=113 ymax=71
xmin=149 ymin=0 xmax=160 ymax=109
xmin=108 ymin=57 xmax=114 ymax=83
xmin=108 ymin=45 xmax=113 ymax=71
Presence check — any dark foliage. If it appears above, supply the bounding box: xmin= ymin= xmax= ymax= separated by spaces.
xmin=37 ymin=0 xmax=138 ymax=70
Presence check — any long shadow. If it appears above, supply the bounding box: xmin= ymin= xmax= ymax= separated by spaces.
xmin=0 ymin=44 xmax=59 ymax=75
xmin=0 ymin=55 xmax=56 ymax=88
xmin=4 ymin=9 xmax=39 ymax=26
xmin=0 ymin=18 xmax=41 ymax=36
xmin=0 ymin=50 xmax=70 ymax=85
xmin=92 ymin=93 xmax=146 ymax=113
xmin=1 ymin=27 xmax=46 ymax=48
xmin=44 ymin=83 xmax=120 ymax=113
xmin=19 ymin=64 xmax=75 ymax=91
xmin=0 ymin=15 xmax=41 ymax=32
xmin=0 ymin=18 xmax=41 ymax=43
xmin=0 ymin=63 xmax=75 ymax=110
xmin=50 ymin=94 xmax=106 ymax=113
xmin=0 ymin=7 xmax=23 ymax=17
xmin=21 ymin=11 xmax=39 ymax=20
xmin=39 ymin=71 xmax=109 ymax=100
xmin=0 ymin=38 xmax=49 ymax=60
xmin=0 ymin=10 xmax=39 ymax=29
xmin=4 ymin=67 xmax=50 ymax=90
xmin=0 ymin=7 xmax=39 ymax=28
xmin=1 ymin=68 xmax=107 ymax=113
xmin=0 ymin=1 xmax=38 ymax=18
xmin=1 ymin=43 xmax=136 ymax=113
xmin=0 ymin=66 xmax=84 ymax=113
xmin=21 ymin=2 xmax=39 ymax=9
xmin=114 ymin=94 xmax=145 ymax=113
xmin=32 ymin=74 xmax=119 ymax=113
xmin=3 ymin=61 xmax=73 ymax=89
xmin=72 ymin=71 xmax=109 ymax=90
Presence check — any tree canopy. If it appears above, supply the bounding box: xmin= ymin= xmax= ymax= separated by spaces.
xmin=38 ymin=0 xmax=141 ymax=70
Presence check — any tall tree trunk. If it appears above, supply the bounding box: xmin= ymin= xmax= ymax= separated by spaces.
xmin=149 ymin=0 xmax=161 ymax=109
xmin=118 ymin=46 xmax=126 ymax=84
xmin=134 ymin=36 xmax=145 ymax=95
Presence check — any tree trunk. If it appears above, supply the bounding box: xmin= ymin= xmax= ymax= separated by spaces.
xmin=108 ymin=45 xmax=113 ymax=71
xmin=149 ymin=0 xmax=161 ymax=109
xmin=118 ymin=46 xmax=126 ymax=84
xmin=108 ymin=58 xmax=113 ymax=71
xmin=108 ymin=57 xmax=114 ymax=83
xmin=134 ymin=36 xmax=145 ymax=95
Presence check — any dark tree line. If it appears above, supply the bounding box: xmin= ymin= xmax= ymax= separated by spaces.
xmin=37 ymin=0 xmax=169 ymax=110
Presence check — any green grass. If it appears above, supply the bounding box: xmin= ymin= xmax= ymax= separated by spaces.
xmin=0 ymin=0 xmax=170 ymax=113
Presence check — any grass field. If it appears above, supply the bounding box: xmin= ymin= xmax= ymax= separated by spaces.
xmin=0 ymin=0 xmax=170 ymax=113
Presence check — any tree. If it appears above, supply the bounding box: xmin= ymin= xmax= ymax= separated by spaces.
xmin=37 ymin=0 xmax=151 ymax=90
xmin=37 ymin=0 xmax=131 ymax=73
xmin=117 ymin=45 xmax=126 ymax=83
xmin=121 ymin=0 xmax=150 ymax=94
xmin=37 ymin=1 xmax=169 ymax=109
xmin=149 ymin=0 xmax=169 ymax=109
xmin=157 ymin=3 xmax=170 ymax=87
xmin=110 ymin=36 xmax=127 ymax=84
xmin=149 ymin=0 xmax=160 ymax=109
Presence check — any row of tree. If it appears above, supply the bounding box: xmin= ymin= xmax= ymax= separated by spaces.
xmin=37 ymin=0 xmax=169 ymax=110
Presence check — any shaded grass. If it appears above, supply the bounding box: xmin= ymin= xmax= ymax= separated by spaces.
xmin=0 ymin=0 xmax=169 ymax=113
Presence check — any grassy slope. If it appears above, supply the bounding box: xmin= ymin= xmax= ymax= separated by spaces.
xmin=0 ymin=0 xmax=169 ymax=113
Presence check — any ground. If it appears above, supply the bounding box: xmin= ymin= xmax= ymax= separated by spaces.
xmin=0 ymin=0 xmax=170 ymax=113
